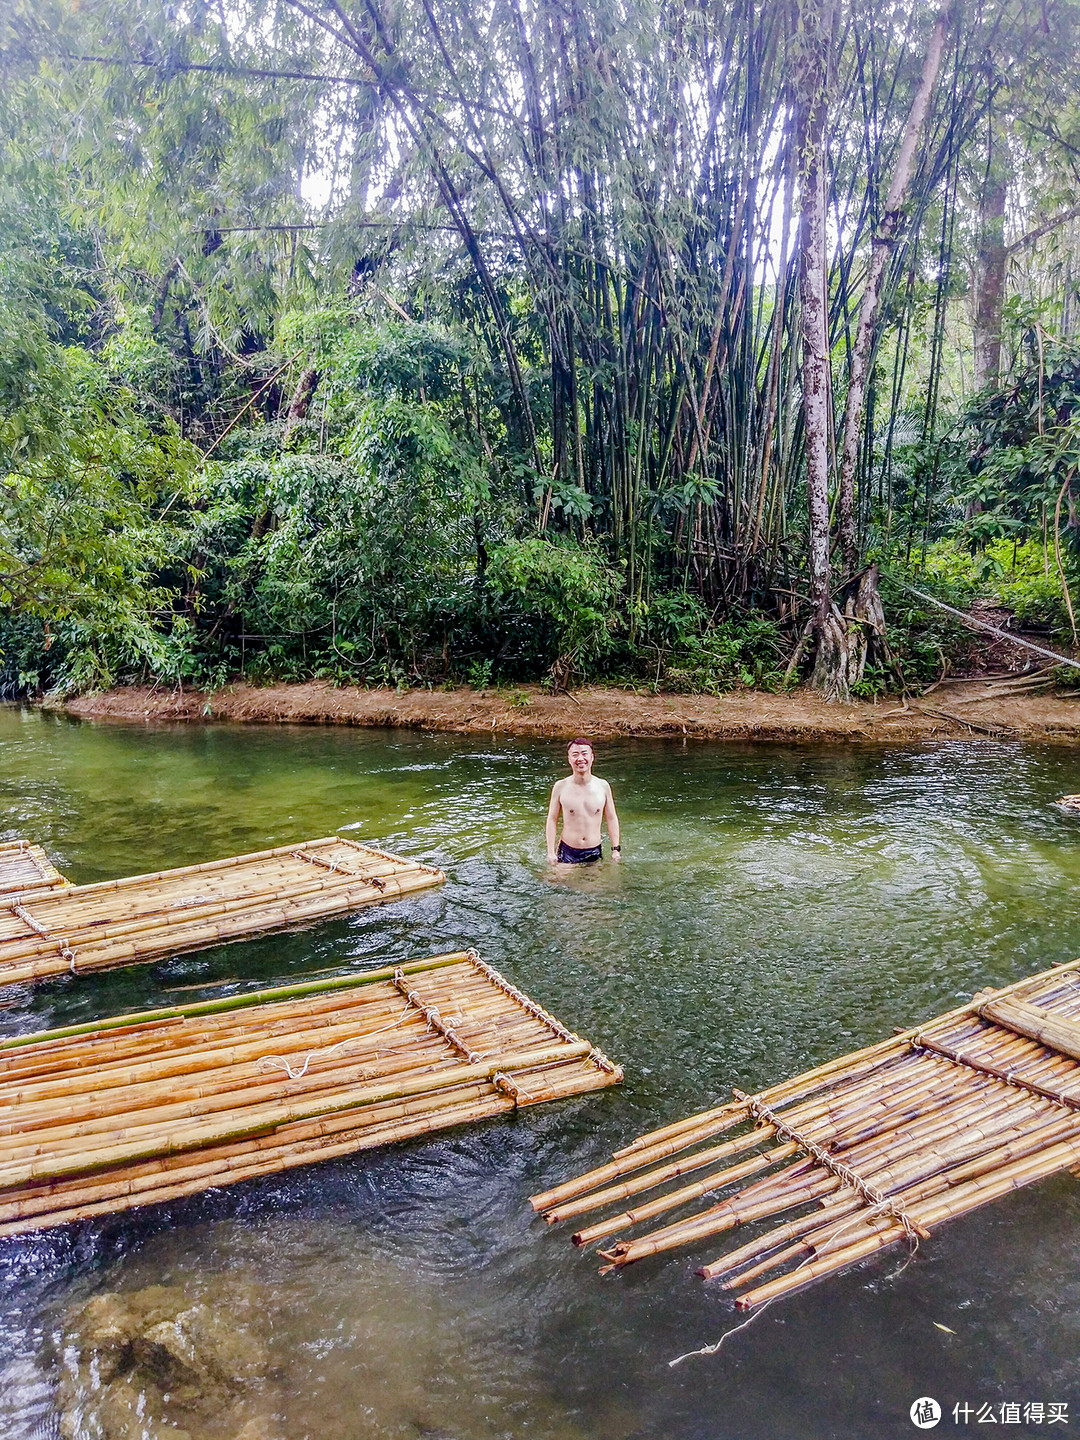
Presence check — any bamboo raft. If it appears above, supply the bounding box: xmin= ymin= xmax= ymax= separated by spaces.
xmin=0 ymin=840 xmax=70 ymax=904
xmin=0 ymin=837 xmax=444 ymax=987
xmin=532 ymin=959 xmax=1080 ymax=1310
xmin=0 ymin=949 xmax=621 ymax=1233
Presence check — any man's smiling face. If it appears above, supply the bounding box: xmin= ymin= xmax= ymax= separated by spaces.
xmin=567 ymin=744 xmax=593 ymax=774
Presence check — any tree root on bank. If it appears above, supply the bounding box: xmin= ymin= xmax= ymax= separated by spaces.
xmin=787 ymin=563 xmax=894 ymax=703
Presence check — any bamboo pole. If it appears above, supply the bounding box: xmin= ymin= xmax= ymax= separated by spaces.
xmin=735 ymin=1129 xmax=1080 ymax=1309
xmin=0 ymin=847 xmax=388 ymax=908
xmin=0 ymin=866 xmax=439 ymax=968
xmin=542 ymin=1127 xmax=780 ymax=1223
xmin=580 ymin=1068 xmax=1003 ymax=1259
xmin=0 ymin=952 xmax=473 ymax=1053
xmin=700 ymin=1195 xmax=866 ymax=1282
xmin=13 ymin=836 xmax=347 ymax=899
xmin=0 ymin=977 xmax=506 ymax=1083
xmin=0 ymin=988 xmax=529 ymax=1110
xmin=0 ymin=944 xmax=623 ymax=1232
xmin=544 ymin=967 xmax=1080 ymax=1296
xmin=571 ymin=1143 xmax=802 ymax=1247
xmin=0 ymin=838 xmax=445 ymax=987
xmin=533 ymin=1047 xmax=939 ymax=1214
xmin=978 ymin=995 xmax=1080 ymax=1064
xmin=702 ymin=1090 xmax=1080 ymax=1287
xmin=539 ymin=1049 xmax=947 ymax=1223
xmin=0 ymin=1005 xmax=552 ymax=1142
xmin=0 ymin=1058 xmax=618 ymax=1235
xmin=0 ymin=1038 xmax=595 ymax=1190
xmin=0 ymin=851 xmax=420 ymax=936
xmin=0 ymin=1051 xmax=617 ymax=1222
xmin=712 ymin=1105 xmax=1080 ymax=1291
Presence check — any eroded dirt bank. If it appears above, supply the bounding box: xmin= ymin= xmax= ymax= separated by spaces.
xmin=59 ymin=679 xmax=1080 ymax=743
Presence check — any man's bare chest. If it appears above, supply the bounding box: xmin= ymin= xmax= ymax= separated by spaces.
xmin=561 ymin=783 xmax=604 ymax=818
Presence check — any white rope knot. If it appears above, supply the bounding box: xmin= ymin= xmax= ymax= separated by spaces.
xmin=491 ymin=1070 xmax=534 ymax=1105
xmin=256 ymin=1002 xmax=412 ymax=1081
xmin=258 ymin=1049 xmax=376 ymax=1082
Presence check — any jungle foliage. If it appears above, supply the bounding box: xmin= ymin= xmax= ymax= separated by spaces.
xmin=2 ymin=0 xmax=1080 ymax=698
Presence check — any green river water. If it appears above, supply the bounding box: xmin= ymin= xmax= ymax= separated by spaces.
xmin=2 ymin=707 xmax=1080 ymax=1440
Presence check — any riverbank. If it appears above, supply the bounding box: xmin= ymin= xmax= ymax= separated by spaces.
xmin=59 ymin=678 xmax=1080 ymax=742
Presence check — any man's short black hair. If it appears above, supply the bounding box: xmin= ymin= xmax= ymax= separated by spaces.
xmin=567 ymin=737 xmax=594 ymax=751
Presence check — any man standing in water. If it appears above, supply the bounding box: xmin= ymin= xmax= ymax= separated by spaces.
xmin=546 ymin=739 xmax=621 ymax=864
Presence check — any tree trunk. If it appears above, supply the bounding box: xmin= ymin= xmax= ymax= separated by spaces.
xmin=973 ymin=157 xmax=1008 ymax=392
xmin=794 ymin=0 xmax=836 ymax=687
xmin=837 ymin=10 xmax=950 ymax=573
xmin=810 ymin=563 xmax=893 ymax=700
xmin=282 ymin=366 xmax=320 ymax=446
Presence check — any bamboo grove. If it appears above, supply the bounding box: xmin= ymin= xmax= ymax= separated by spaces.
xmin=3 ymin=0 xmax=1080 ymax=694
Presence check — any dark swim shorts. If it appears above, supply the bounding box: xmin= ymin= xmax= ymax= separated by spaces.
xmin=557 ymin=840 xmax=603 ymax=864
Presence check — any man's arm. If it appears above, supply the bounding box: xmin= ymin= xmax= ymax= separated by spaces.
xmin=546 ymin=782 xmax=563 ymax=861
xmin=604 ymin=782 xmax=621 ymax=857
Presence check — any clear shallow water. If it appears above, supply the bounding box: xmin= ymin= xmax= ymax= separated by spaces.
xmin=3 ymin=709 xmax=1080 ymax=1438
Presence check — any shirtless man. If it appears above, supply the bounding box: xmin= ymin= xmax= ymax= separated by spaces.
xmin=546 ymin=738 xmax=621 ymax=864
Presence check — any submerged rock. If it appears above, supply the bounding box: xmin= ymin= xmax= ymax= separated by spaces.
xmin=55 ymin=1279 xmax=279 ymax=1440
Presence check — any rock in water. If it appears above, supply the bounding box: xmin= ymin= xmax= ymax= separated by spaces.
xmin=56 ymin=1279 xmax=279 ymax=1440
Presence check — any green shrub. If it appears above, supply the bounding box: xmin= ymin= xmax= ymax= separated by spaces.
xmin=919 ymin=537 xmax=1074 ymax=633
xmin=485 ymin=536 xmax=620 ymax=681
xmin=607 ymin=593 xmax=786 ymax=693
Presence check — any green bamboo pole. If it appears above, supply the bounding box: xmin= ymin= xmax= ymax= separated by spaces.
xmin=0 ymin=951 xmax=473 ymax=1052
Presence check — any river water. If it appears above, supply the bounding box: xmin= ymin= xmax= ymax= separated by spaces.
xmin=2 ymin=707 xmax=1080 ymax=1440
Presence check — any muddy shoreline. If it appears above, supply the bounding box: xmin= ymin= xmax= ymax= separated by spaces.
xmin=56 ymin=679 xmax=1080 ymax=743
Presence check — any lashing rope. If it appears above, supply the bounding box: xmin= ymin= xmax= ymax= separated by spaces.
xmin=290 ymin=847 xmax=385 ymax=888
xmin=491 ymin=1071 xmax=535 ymax=1105
xmin=735 ymin=1090 xmax=928 ymax=1245
xmin=394 ymin=968 xmax=482 ymax=1064
xmin=464 ymin=949 xmax=618 ymax=1074
xmin=9 ymin=902 xmax=79 ymax=975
